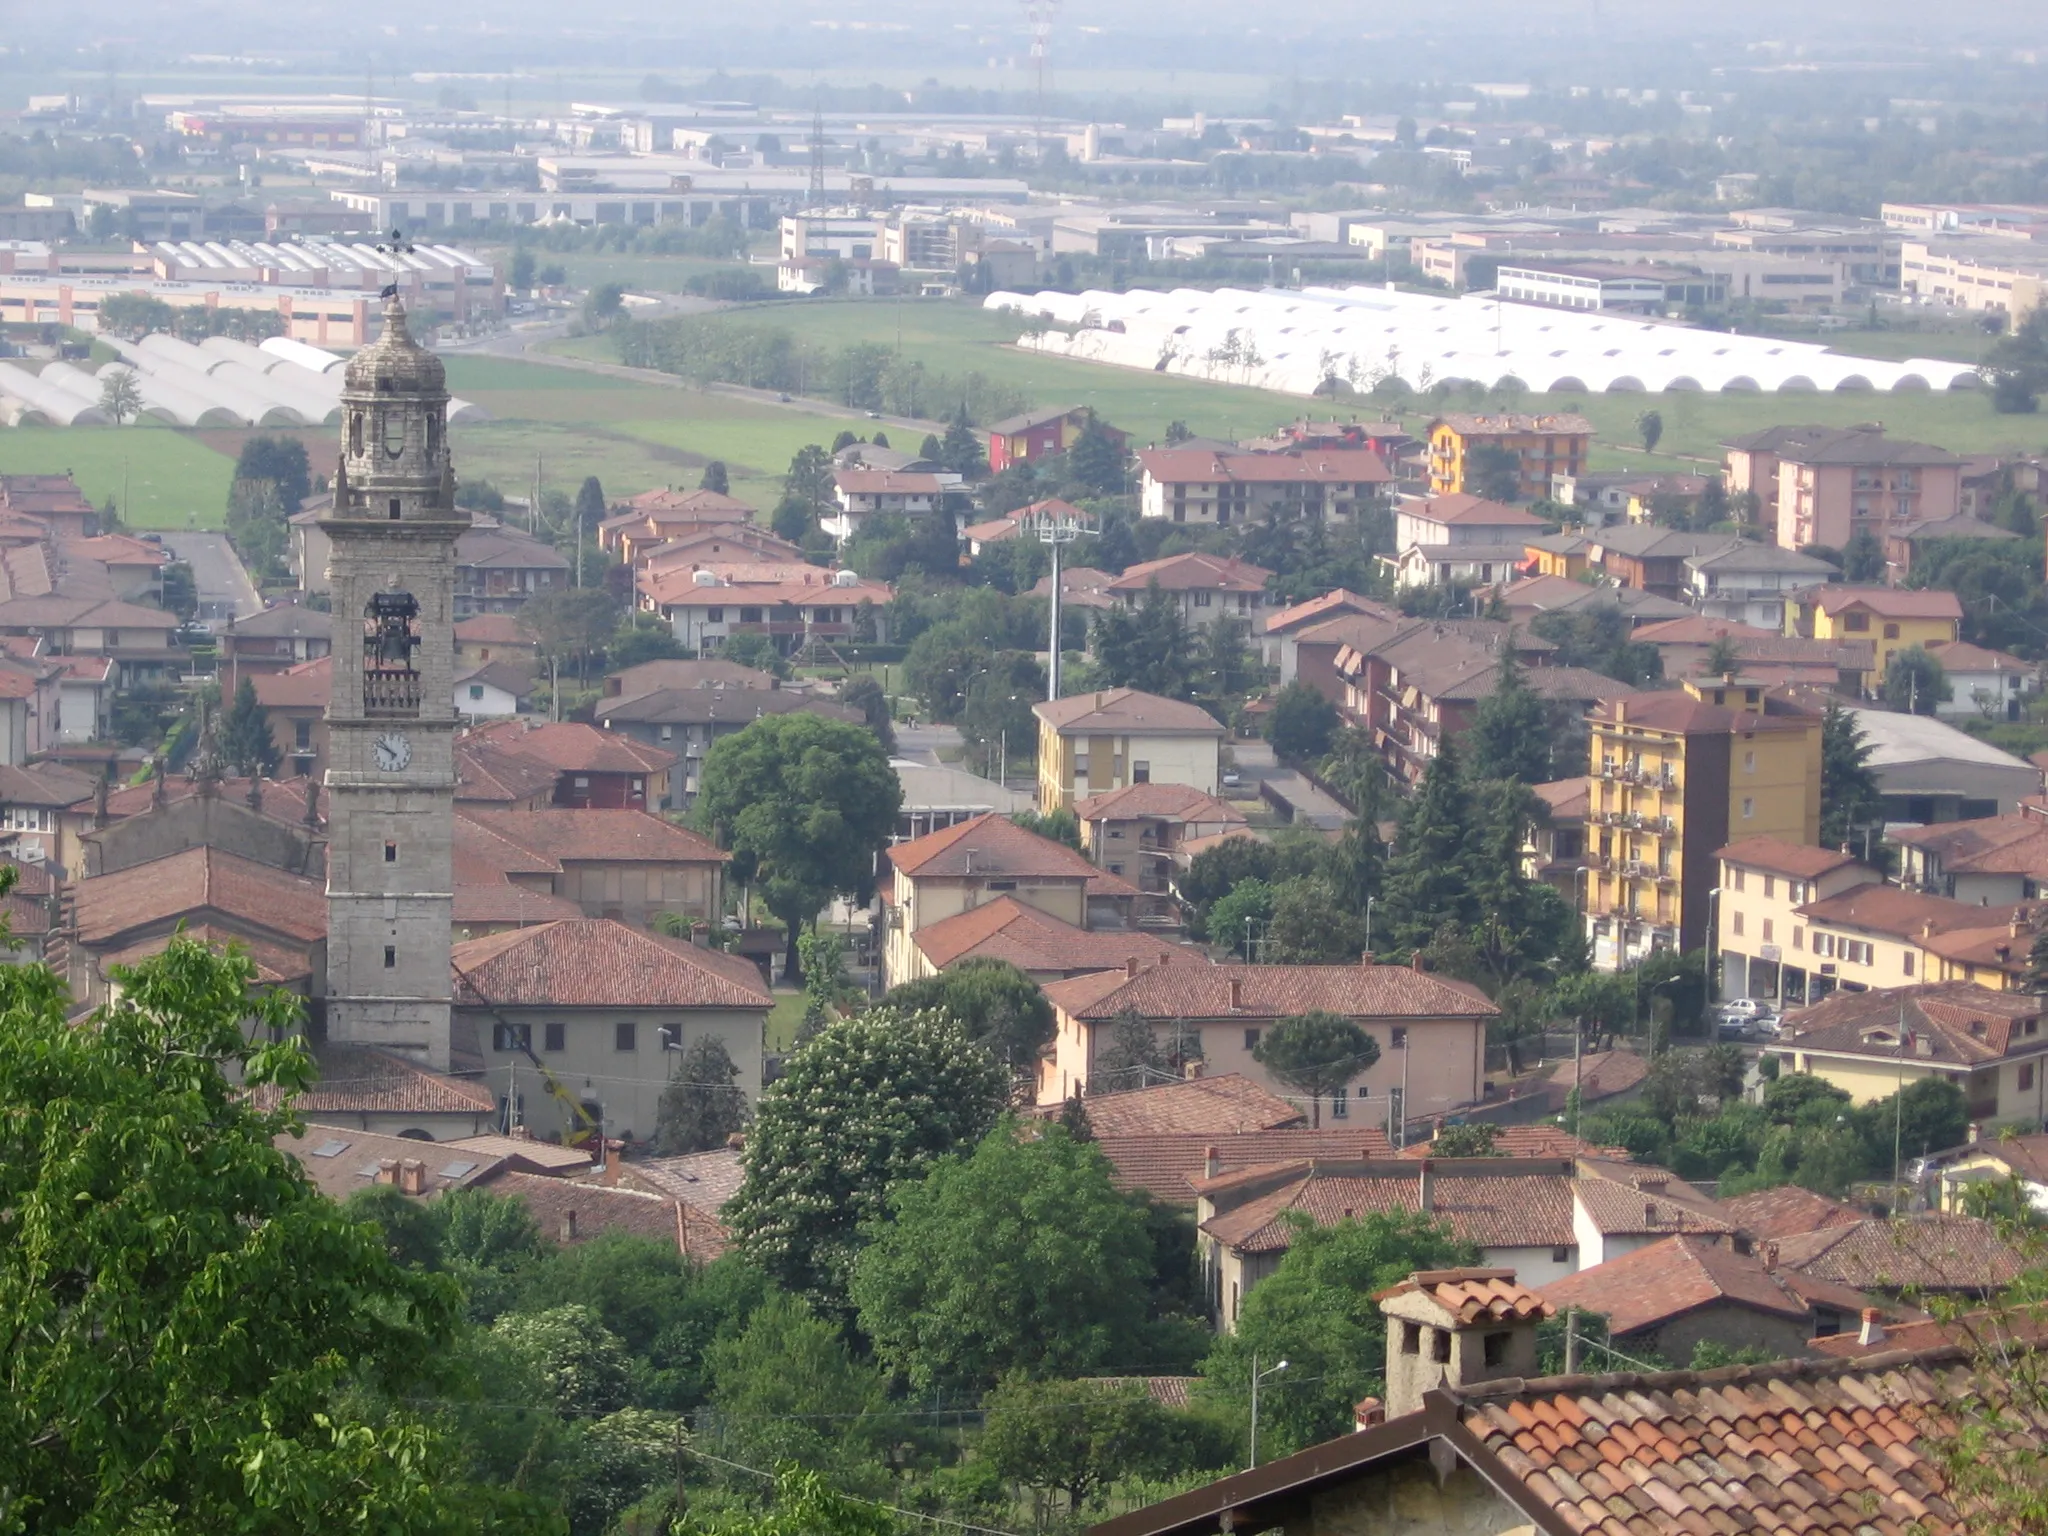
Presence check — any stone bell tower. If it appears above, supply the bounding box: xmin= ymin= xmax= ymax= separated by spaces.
xmin=319 ymin=294 xmax=467 ymax=1069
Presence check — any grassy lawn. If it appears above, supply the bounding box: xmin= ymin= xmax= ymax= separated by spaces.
xmin=0 ymin=424 xmax=235 ymax=527
xmin=765 ymin=990 xmax=808 ymax=1053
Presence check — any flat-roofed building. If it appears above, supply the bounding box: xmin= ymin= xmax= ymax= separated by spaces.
xmin=1495 ymin=261 xmax=1668 ymax=314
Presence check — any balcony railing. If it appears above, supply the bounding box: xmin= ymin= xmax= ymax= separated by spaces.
xmin=364 ymin=669 xmax=422 ymax=717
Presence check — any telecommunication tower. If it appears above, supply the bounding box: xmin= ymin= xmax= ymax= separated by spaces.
xmin=808 ymin=102 xmax=827 ymax=206
xmin=1024 ymin=500 xmax=1085 ymax=700
xmin=1022 ymin=0 xmax=1059 ymax=160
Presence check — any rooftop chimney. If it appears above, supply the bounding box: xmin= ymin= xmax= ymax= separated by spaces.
xmin=1915 ymin=1033 xmax=1934 ymax=1058
xmin=1968 ymin=1121 xmax=1982 ymax=1145
xmin=375 ymin=1158 xmax=399 ymax=1186
xmin=1127 ymin=955 xmax=1141 ymax=979
xmin=1204 ymin=1145 xmax=1220 ymax=1179
xmin=1228 ymin=976 xmax=1244 ymax=1009
xmin=1353 ymin=1398 xmax=1386 ymax=1431
xmin=1762 ymin=1240 xmax=1779 ymax=1273
xmin=1858 ymin=1308 xmax=1885 ymax=1347
xmin=1184 ymin=1058 xmax=1206 ymax=1080
xmin=560 ymin=1210 xmax=578 ymax=1242
xmin=397 ymin=1159 xmax=426 ymax=1196
xmin=1418 ymin=1159 xmax=1435 ymax=1213
xmin=1379 ymin=1268 xmax=1548 ymax=1420
xmin=1411 ymin=951 xmax=1426 ymax=972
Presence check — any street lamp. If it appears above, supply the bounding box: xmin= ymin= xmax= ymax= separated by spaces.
xmin=1249 ymin=1355 xmax=1288 ymax=1469
xmin=1365 ymin=895 xmax=1376 ymax=953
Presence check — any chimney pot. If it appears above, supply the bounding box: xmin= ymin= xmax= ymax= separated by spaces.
xmin=1204 ymin=1145 xmax=1220 ymax=1179
xmin=1411 ymin=951 xmax=1426 ymax=972
xmin=1858 ymin=1307 xmax=1885 ymax=1346
xmin=1360 ymin=950 xmax=1374 ymax=966
xmin=1126 ymin=955 xmax=1141 ymax=978
xmin=1184 ymin=1058 xmax=1206 ymax=1080
xmin=1762 ymin=1240 xmax=1779 ymax=1272
xmin=1418 ymin=1159 xmax=1435 ymax=1213
xmin=1353 ymin=1397 xmax=1386 ymax=1430
xmin=1228 ymin=976 xmax=1244 ymax=1009
xmin=561 ymin=1210 xmax=578 ymax=1242
xmin=376 ymin=1157 xmax=399 ymax=1185
xmin=398 ymin=1159 xmax=426 ymax=1196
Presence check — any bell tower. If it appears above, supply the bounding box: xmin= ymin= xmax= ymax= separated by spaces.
xmin=320 ymin=294 xmax=467 ymax=1069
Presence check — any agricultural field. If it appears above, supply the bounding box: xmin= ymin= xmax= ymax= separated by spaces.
xmin=0 ymin=424 xmax=236 ymax=527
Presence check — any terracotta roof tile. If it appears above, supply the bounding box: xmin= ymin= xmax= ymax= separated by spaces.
xmin=890 ymin=811 xmax=1117 ymax=881
xmin=1771 ymin=1214 xmax=2028 ymax=1294
xmin=454 ymin=612 xmax=537 ymax=645
xmin=1378 ymin=1267 xmax=1556 ymax=1324
xmin=457 ymin=807 xmax=726 ymax=865
xmin=1134 ymin=446 xmax=1390 ymax=488
xmin=1777 ymin=982 xmax=2045 ymax=1069
xmin=1572 ymin=1162 xmax=1737 ymax=1239
xmin=1399 ymin=1125 xmax=1621 ymax=1159
xmin=1891 ymin=813 xmax=2048 ymax=876
xmin=623 ymin=1147 xmax=746 ymax=1211
xmin=1083 ymin=1376 xmax=1199 ymax=1409
xmin=1806 ymin=585 xmax=1964 ymax=621
xmin=1091 ymin=1127 xmax=1392 ymax=1199
xmin=98 ymin=923 xmax=314 ymax=983
xmin=910 ymin=894 xmax=1185 ymax=973
xmin=453 ymin=918 xmax=771 ymax=1009
xmin=73 ymin=844 xmax=326 ymax=945
xmin=1031 ymin=687 xmax=1227 ymax=736
xmin=482 ymin=1168 xmax=726 ymax=1260
xmin=1262 ymin=589 xmax=1399 ymax=636
xmin=1540 ymin=1236 xmax=1814 ymax=1336
xmin=454 ymin=735 xmax=561 ymax=804
xmin=1106 ymin=551 xmax=1273 ymax=595
xmin=277 ymin=1123 xmax=507 ymax=1202
xmin=251 ymin=654 xmax=332 ymax=709
xmin=1075 ymin=782 xmax=1248 ymax=823
xmin=253 ymin=1043 xmax=496 ymax=1117
xmin=1201 ymin=1164 xmax=1579 ymax=1253
xmin=1715 ymin=837 xmax=1868 ymax=881
xmin=1058 ymin=1073 xmax=1304 ymax=1138
xmin=1045 ymin=962 xmax=1497 ymax=1023
xmin=464 ymin=719 xmax=677 ymax=776
xmin=1719 ymin=1185 xmax=1866 ymax=1241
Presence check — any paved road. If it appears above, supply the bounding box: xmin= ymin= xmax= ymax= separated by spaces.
xmin=893 ymin=723 xmax=966 ymax=768
xmin=161 ymin=531 xmax=262 ymax=628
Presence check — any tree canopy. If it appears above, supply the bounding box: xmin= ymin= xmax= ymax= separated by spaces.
xmin=1253 ymin=1010 xmax=1379 ymax=1127
xmin=881 ymin=958 xmax=1056 ymax=1086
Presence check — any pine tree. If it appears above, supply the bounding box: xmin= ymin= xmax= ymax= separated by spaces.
xmin=1380 ymin=734 xmax=1478 ymax=948
xmin=216 ymin=676 xmax=279 ymax=778
xmin=1464 ymin=644 xmax=1550 ymax=785
xmin=573 ymin=475 xmax=606 ymax=533
xmin=941 ymin=406 xmax=983 ymax=481
xmin=699 ymin=460 xmax=730 ymax=494
xmin=1067 ymin=414 xmax=1127 ymax=495
xmin=1819 ymin=703 xmax=1883 ymax=854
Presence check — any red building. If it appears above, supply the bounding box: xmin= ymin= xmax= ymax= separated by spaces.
xmin=985 ymin=406 xmax=1128 ymax=474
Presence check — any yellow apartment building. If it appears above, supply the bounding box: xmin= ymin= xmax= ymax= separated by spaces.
xmin=1714 ymin=837 xmax=1878 ymax=1005
xmin=1033 ymin=687 xmax=1226 ymax=813
xmin=1425 ymin=412 xmax=1593 ymax=501
xmin=1585 ymin=676 xmax=1821 ymax=970
xmin=1787 ymin=585 xmax=1963 ymax=693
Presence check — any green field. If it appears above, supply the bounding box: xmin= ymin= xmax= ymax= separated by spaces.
xmin=0 ymin=424 xmax=235 ymax=527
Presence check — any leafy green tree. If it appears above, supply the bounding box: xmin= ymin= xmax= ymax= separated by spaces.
xmin=677 ymin=1466 xmax=895 ymax=1536
xmin=705 ymin=1291 xmax=895 ymax=1490
xmin=1010 ymin=806 xmax=1081 ymax=849
xmin=1198 ymin=1211 xmax=1476 ymax=1456
xmin=838 ymin=673 xmax=897 ymax=754
xmin=1253 ymin=1010 xmax=1379 ymax=1127
xmin=784 ymin=443 xmax=836 ymax=517
xmin=1067 ymin=413 xmax=1127 ymax=496
xmin=1430 ymin=1122 xmax=1502 ymax=1157
xmin=1636 ymin=409 xmax=1663 ymax=453
xmin=216 ymin=673 xmax=279 ymax=777
xmin=940 ymin=405 xmax=985 ymax=480
xmin=510 ymin=247 xmax=537 ymax=290
xmin=920 ymin=432 xmax=944 ymax=460
xmin=882 ymin=958 xmax=1056 ymax=1086
xmin=1983 ymin=304 xmax=2048 ymax=415
xmin=1266 ymin=877 xmax=1374 ymax=964
xmin=1883 ymin=644 xmax=1952 ymax=715
xmin=719 ymin=630 xmax=790 ymax=679
xmin=583 ymin=282 xmax=626 ymax=329
xmin=98 ymin=366 xmax=142 ymax=425
xmin=699 ymin=460 xmax=730 ymax=494
xmin=2029 ymin=925 xmax=2048 ymax=994
xmin=1090 ymin=1008 xmax=1179 ymax=1096
xmin=0 ymin=932 xmax=532 ymax=1534
xmin=1465 ymin=443 xmax=1523 ymax=502
xmin=770 ymin=492 xmax=814 ymax=545
xmin=1092 ymin=582 xmax=1196 ymax=699
xmin=1464 ymin=644 xmax=1549 ymax=784
xmin=1379 ymin=734 xmax=1478 ymax=947
xmin=852 ymin=1122 xmax=1155 ymax=1392
xmin=655 ymin=1036 xmax=750 ymax=1154
xmin=1268 ymin=680 xmax=1339 ymax=763
xmin=1209 ymin=878 xmax=1276 ymax=959
xmin=1820 ymin=702 xmax=1884 ymax=855
xmin=1859 ymin=1076 xmax=1970 ymax=1174
xmin=234 ymin=434 xmax=312 ymax=510
xmin=725 ymin=1006 xmax=1007 ymax=1309
xmin=694 ymin=712 xmax=901 ymax=976
xmin=524 ymin=586 xmax=622 ymax=683
xmin=1180 ymin=837 xmax=1280 ymax=927
xmin=1843 ymin=528 xmax=1886 ymax=582
xmin=980 ymin=1378 xmax=1218 ymax=1514
xmin=1702 ymin=634 xmax=1742 ymax=678
xmin=491 ymin=1303 xmax=634 ymax=1414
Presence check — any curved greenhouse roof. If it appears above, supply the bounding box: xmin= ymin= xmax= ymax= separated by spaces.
xmin=984 ymin=284 xmax=1983 ymax=397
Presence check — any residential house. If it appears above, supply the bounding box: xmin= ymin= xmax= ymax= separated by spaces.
xmin=1770 ymin=980 xmax=2048 ymax=1130
xmin=1938 ymin=1132 xmax=2048 ymax=1213
xmin=1771 ymin=1211 xmax=2028 ymax=1299
xmin=276 ymin=1125 xmax=518 ymax=1205
xmin=1883 ymin=512 xmax=2019 ymax=583
xmin=1090 ymin=1268 xmax=2040 ymax=1536
xmin=452 ymin=918 xmax=769 ymax=1146
xmin=256 ymin=1042 xmax=498 ymax=1141
xmin=43 ymin=653 xmax=113 ymax=747
xmin=252 ymin=655 xmax=332 ymax=778
xmin=962 ymin=497 xmax=1091 ymax=554
xmin=1619 ymin=474 xmax=1713 ymax=524
xmin=1718 ymin=1184 xmax=1869 ymax=1243
xmin=0 ymin=595 xmax=182 ymax=690
xmin=1759 ymin=427 xmax=1965 ymax=553
xmin=1425 ymin=412 xmax=1592 ymax=500
xmin=1026 ymin=565 xmax=1118 ymax=624
xmin=1494 ymin=574 xmax=1692 ymax=632
xmin=1845 ymin=705 xmax=2039 ymax=822
xmin=1103 ymin=552 xmax=1274 ymax=633
xmin=1540 ymin=1234 xmax=1882 ymax=1359
xmin=63 ymin=844 xmax=327 ymax=1010
xmin=1038 ymin=1071 xmax=1304 ymax=1138
xmin=459 ymin=719 xmax=678 ymax=811
xmin=638 ymin=567 xmax=894 ymax=657
xmin=826 ymin=468 xmax=963 ymax=543
xmin=1788 ymin=586 xmax=1962 ymax=692
xmin=1582 ymin=526 xmax=1735 ymax=601
xmin=1584 ymin=679 xmax=1822 ymax=968
xmin=1789 ymin=883 xmax=2031 ymax=1003
xmin=1037 ymin=960 xmax=1498 ymax=1128
xmin=1684 ymin=541 xmax=1838 ymax=629
xmin=1716 ymin=837 xmax=1881 ymax=1005
xmin=635 ymin=524 xmax=807 ymax=583
xmin=453 ymin=735 xmax=560 ymax=812
xmin=776 ymin=254 xmax=899 ymax=294
xmin=1628 ymin=615 xmax=1869 ymax=692
xmin=595 ymin=487 xmax=753 ymax=561
xmin=594 ymin=684 xmax=862 ymax=807
xmin=1261 ymin=589 xmax=1398 ymax=679
xmin=480 ymin=1168 xmax=729 ymax=1261
xmin=1076 ymin=782 xmax=1247 ymax=927
xmin=454 ymin=521 xmax=571 ymax=617
xmin=0 ymin=654 xmax=63 ymax=763
xmin=454 ymin=807 xmax=726 ymax=932
xmin=454 ymin=612 xmax=540 ymax=669
xmin=1925 ymin=640 xmax=2036 ymax=721
xmin=0 ymin=854 xmax=58 ymax=964
xmin=1387 ymin=493 xmax=1549 ymax=590
xmin=1895 ymin=813 xmax=2048 ymax=905
xmin=1033 ymin=687 xmax=1227 ymax=812
xmin=66 ymin=533 xmax=168 ymax=602
xmin=454 ymin=660 xmax=532 ymax=719
xmin=219 ymin=605 xmax=332 ymax=685
xmin=1134 ymin=446 xmax=1390 ymax=525
xmin=0 ymin=761 xmax=97 ymax=867
xmin=987 ymin=405 xmax=1126 ymax=473
xmin=881 ymin=812 xmax=1139 ymax=988
xmin=1522 ymin=530 xmax=1593 ymax=579
xmin=904 ymin=895 xmax=1185 ymax=984
xmin=1523 ymin=777 xmax=1588 ymax=907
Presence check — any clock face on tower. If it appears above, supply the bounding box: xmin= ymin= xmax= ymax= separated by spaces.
xmin=373 ymin=732 xmax=413 ymax=772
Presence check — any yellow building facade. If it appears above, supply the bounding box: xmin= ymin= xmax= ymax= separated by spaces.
xmin=1788 ymin=588 xmax=1962 ymax=693
xmin=1585 ymin=677 xmax=1821 ymax=970
xmin=1426 ymin=412 xmax=1593 ymax=501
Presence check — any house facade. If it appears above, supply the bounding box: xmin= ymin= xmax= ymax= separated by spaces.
xmin=1033 ymin=687 xmax=1226 ymax=812
xmin=1134 ymin=446 xmax=1390 ymax=526
xmin=1103 ymin=552 xmax=1273 ymax=632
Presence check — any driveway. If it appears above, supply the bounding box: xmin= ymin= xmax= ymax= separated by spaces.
xmin=160 ymin=531 xmax=262 ymax=628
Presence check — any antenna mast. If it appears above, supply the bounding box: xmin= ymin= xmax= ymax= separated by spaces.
xmin=1028 ymin=500 xmax=1085 ymax=700
xmin=1023 ymin=0 xmax=1059 ymax=161
xmin=808 ymin=100 xmax=827 ymax=207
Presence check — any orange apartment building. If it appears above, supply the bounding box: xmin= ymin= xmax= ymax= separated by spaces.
xmin=1425 ymin=413 xmax=1593 ymax=501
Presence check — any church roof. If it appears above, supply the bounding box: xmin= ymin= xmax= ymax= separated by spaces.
xmin=344 ymin=294 xmax=445 ymax=396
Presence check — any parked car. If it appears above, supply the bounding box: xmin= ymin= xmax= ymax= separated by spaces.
xmin=1714 ymin=997 xmax=1777 ymax=1041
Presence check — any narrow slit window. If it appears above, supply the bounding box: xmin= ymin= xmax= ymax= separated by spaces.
xmin=384 ymin=841 xmax=397 ymax=863
xmin=383 ymin=945 xmax=396 ymax=968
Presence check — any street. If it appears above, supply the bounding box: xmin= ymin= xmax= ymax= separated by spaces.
xmin=160 ymin=531 xmax=263 ymax=629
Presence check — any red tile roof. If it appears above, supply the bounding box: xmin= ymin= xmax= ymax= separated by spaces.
xmin=73 ymin=845 xmax=326 ymax=945
xmin=277 ymin=1123 xmax=508 ymax=1202
xmin=624 ymin=1147 xmax=746 ymax=1211
xmin=1719 ymin=1183 xmax=1866 ymax=1241
xmin=1376 ymin=1268 xmax=1554 ymax=1325
xmin=452 ymin=881 xmax=586 ymax=926
xmin=1091 ymin=1127 xmax=1394 ymax=1199
xmin=452 ymin=918 xmax=771 ymax=1009
xmin=1134 ymin=447 xmax=1391 ymax=488
xmin=457 ymin=807 xmax=726 ymax=865
xmin=251 ymin=654 xmax=332 ymax=709
xmin=1061 ymin=1073 xmax=1304 ymax=1138
xmin=832 ymin=468 xmax=951 ymax=494
xmin=465 ymin=719 xmax=677 ymax=776
xmin=1570 ymin=1160 xmax=1737 ymax=1239
xmin=1715 ymin=835 xmax=1868 ymax=880
xmin=98 ymin=924 xmax=314 ymax=984
xmin=1539 ymin=1234 xmax=1817 ymax=1335
xmin=1106 ymin=551 xmax=1273 ymax=595
xmin=910 ymin=895 xmax=1184 ymax=973
xmin=454 ymin=613 xmax=536 ymax=644
xmin=254 ymin=1043 xmax=497 ymax=1118
xmin=1402 ymin=492 xmax=1548 ymax=529
xmin=482 ymin=1168 xmax=726 ymax=1261
xmin=890 ymin=811 xmax=1114 ymax=882
xmin=1262 ymin=589 xmax=1398 ymax=636
xmin=1201 ymin=1164 xmax=1579 ymax=1253
xmin=1033 ymin=687 xmax=1226 ymax=737
xmin=1892 ymin=813 xmax=2048 ymax=875
xmin=454 ymin=736 xmax=561 ymax=805
xmin=1075 ymin=783 xmax=1247 ymax=824
xmin=1808 ymin=584 xmax=1965 ymax=621
xmin=1045 ymin=962 xmax=1497 ymax=1023
xmin=1777 ymin=981 xmax=2046 ymax=1068
xmin=1771 ymin=1212 xmax=2029 ymax=1293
